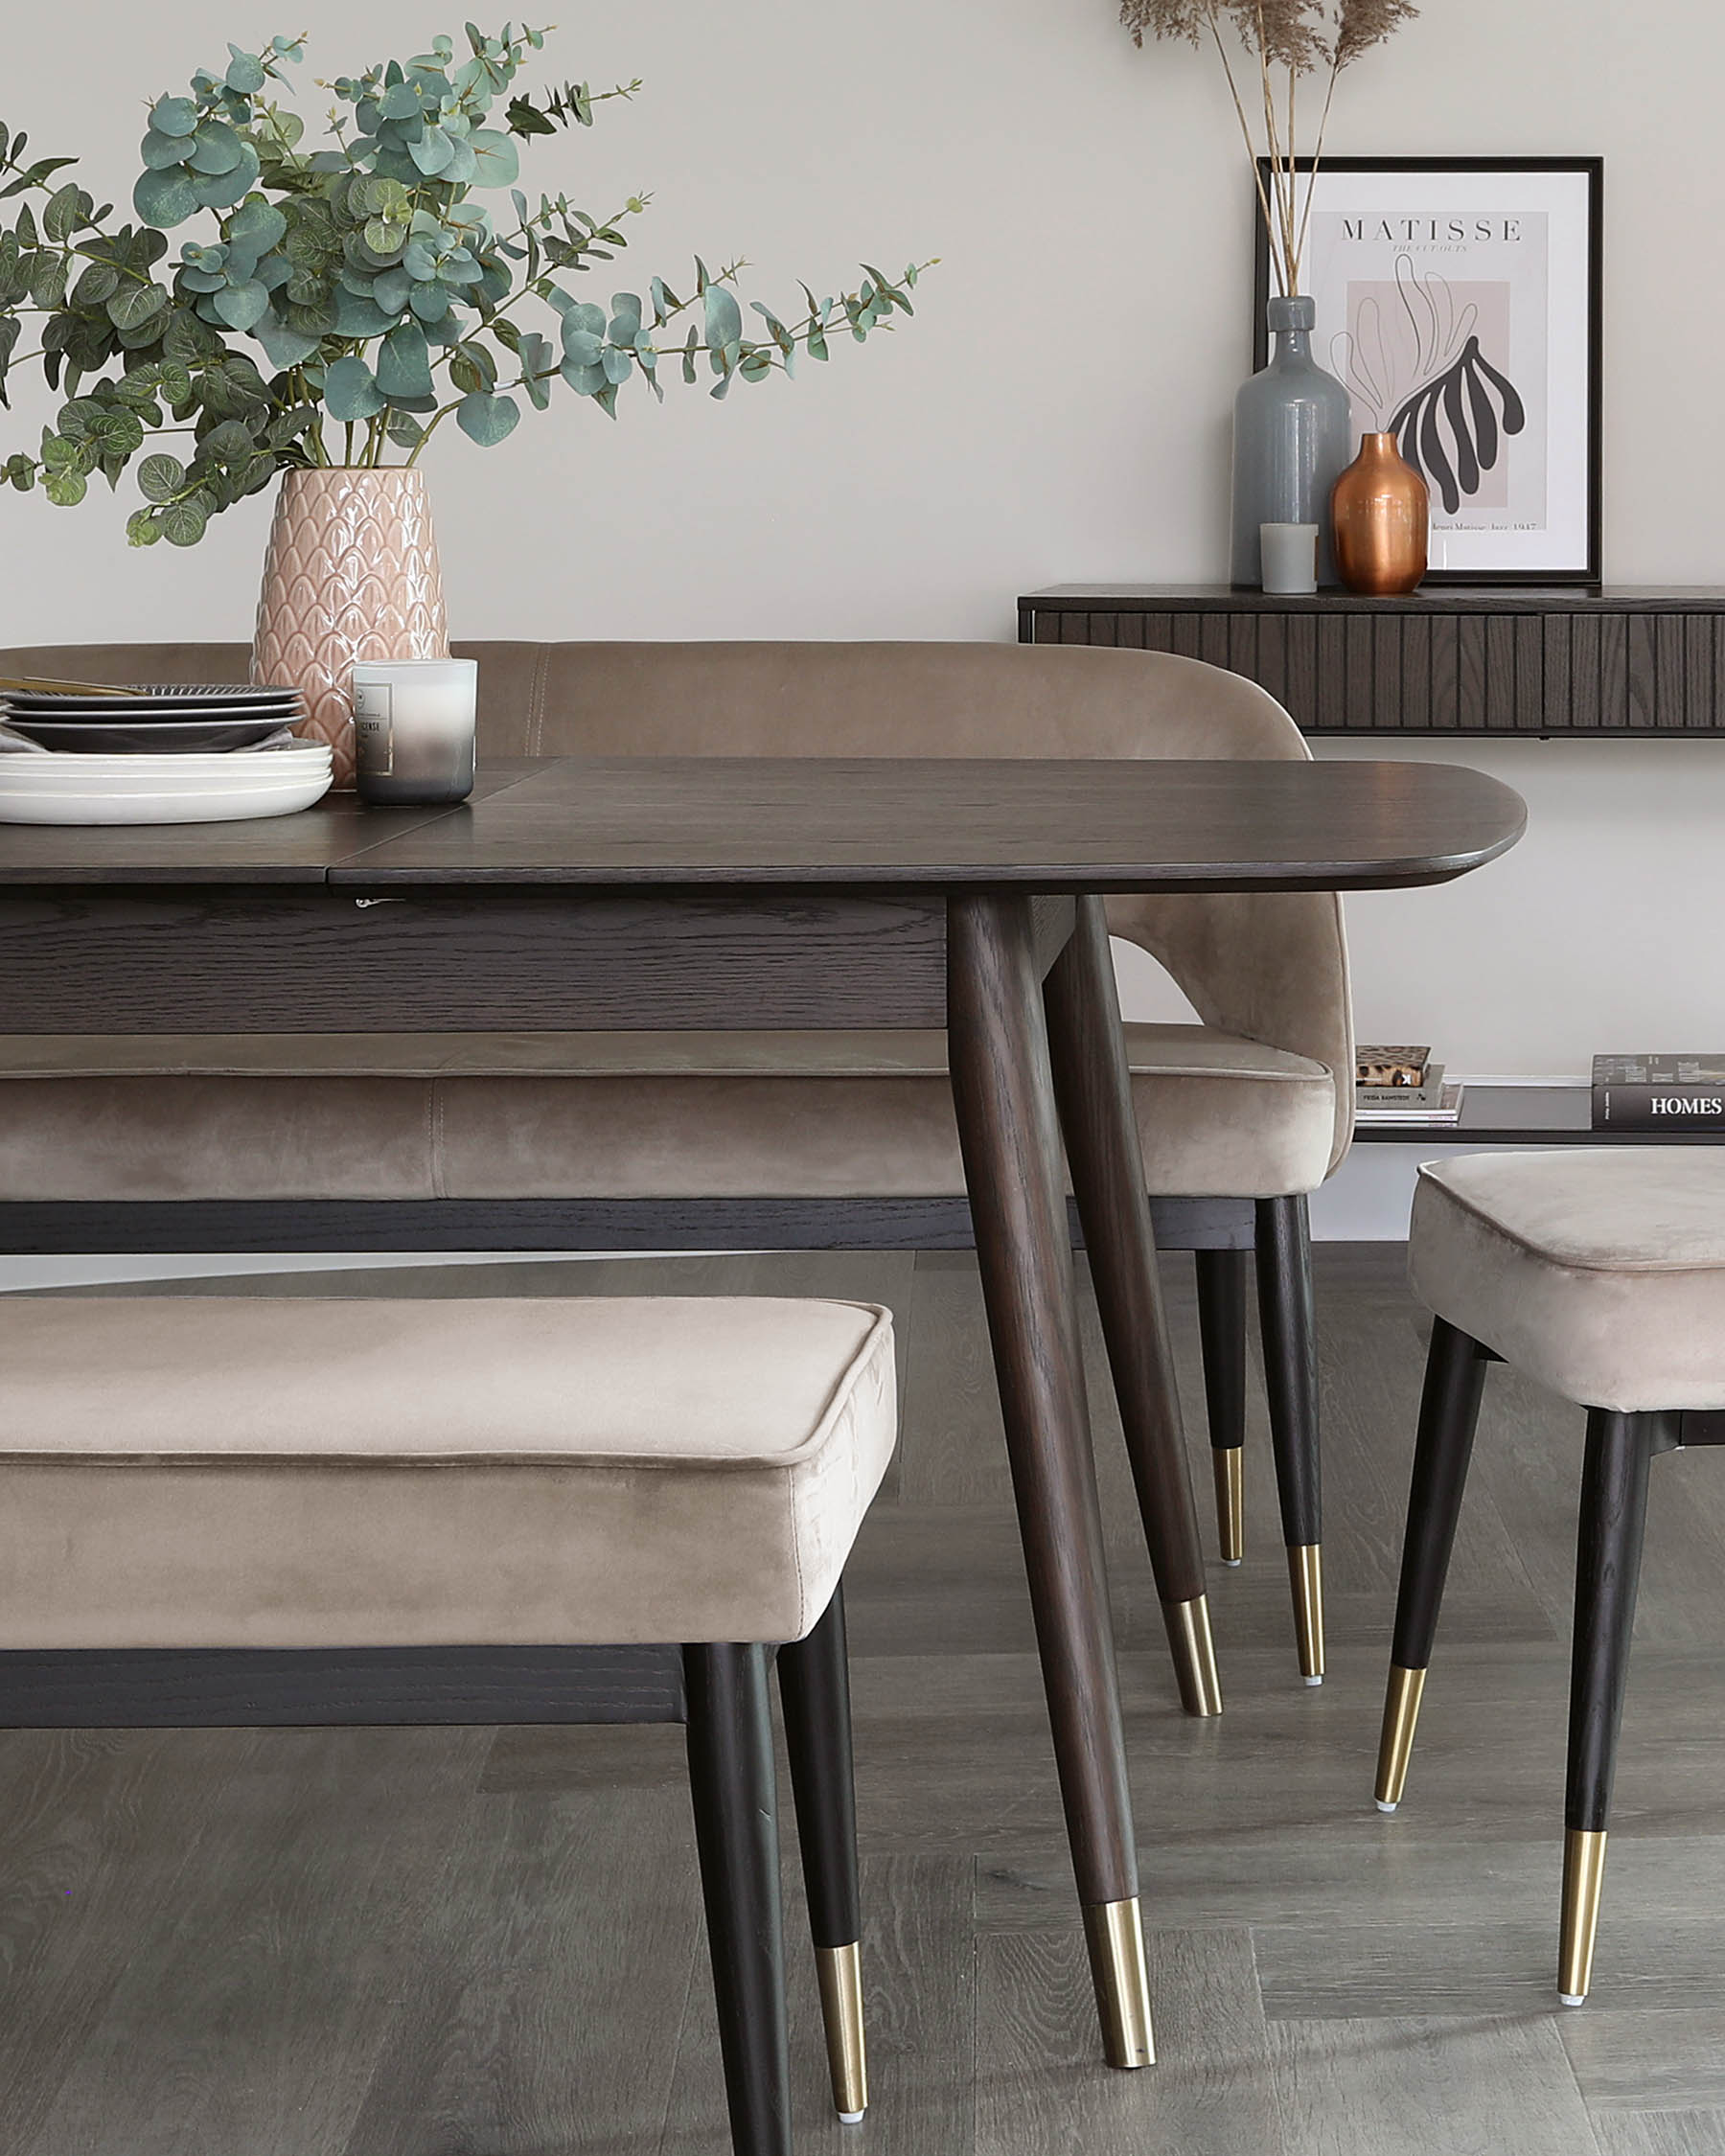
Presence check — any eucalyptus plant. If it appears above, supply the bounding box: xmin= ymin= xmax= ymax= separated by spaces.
xmin=0 ymin=24 xmax=925 ymax=546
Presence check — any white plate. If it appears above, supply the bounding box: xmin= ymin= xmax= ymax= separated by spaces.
xmin=0 ymin=769 xmax=334 ymax=825
xmin=0 ymin=749 xmax=330 ymax=790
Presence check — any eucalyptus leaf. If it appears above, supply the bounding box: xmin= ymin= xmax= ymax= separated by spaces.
xmin=468 ymin=128 xmax=518 ymax=185
xmin=560 ymin=355 xmax=607 ymax=396
xmin=161 ymin=494 xmax=209 ymax=545
xmin=188 ymin=122 xmax=244 ymax=176
xmin=190 ymin=143 xmax=261 ymax=212
xmin=455 ymin=387 xmax=518 ymax=444
xmin=702 ymin=284 xmax=743 ymax=351
xmin=28 ymin=256 xmax=67 ymax=310
xmin=210 ymin=280 xmax=269 ymax=331
xmin=225 ymin=46 xmax=267 ymax=95
xmin=375 ymin=320 xmax=432 ymax=399
xmin=149 ymin=97 xmax=199 ymax=138
xmin=323 ymin=354 xmax=385 ymax=421
xmin=198 ymin=418 xmax=258 ymax=460
xmin=139 ymin=127 xmax=195 ymax=172
xmin=252 ymin=310 xmax=321 ymax=370
xmin=42 ymin=181 xmax=84 ymax=243
xmin=87 ymin=409 xmax=145 ymax=455
xmin=408 ymin=126 xmax=455 ymax=176
xmin=137 ymin=449 xmax=186 ymax=501
xmin=227 ymin=200 xmax=287 ymax=254
xmin=106 ymin=281 xmax=169 ymax=333
xmin=43 ymin=468 xmax=88 ymax=507
xmin=133 ymin=164 xmax=202 ymax=228
xmin=334 ymin=287 xmax=399 ymax=337
xmin=518 ymin=329 xmax=553 ymax=408
xmin=369 ymin=267 xmax=410 ymax=314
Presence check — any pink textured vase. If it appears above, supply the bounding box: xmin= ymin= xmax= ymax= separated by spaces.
xmin=251 ymin=468 xmax=448 ymax=788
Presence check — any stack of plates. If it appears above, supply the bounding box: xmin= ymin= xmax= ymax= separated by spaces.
xmin=0 ymin=683 xmax=334 ymax=825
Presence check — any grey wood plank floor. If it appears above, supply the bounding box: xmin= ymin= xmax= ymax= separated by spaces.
xmin=9 ymin=1242 xmax=1725 ymax=2153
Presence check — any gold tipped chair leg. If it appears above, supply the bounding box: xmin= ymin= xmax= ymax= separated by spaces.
xmin=1559 ymin=1829 xmax=1608 ymax=2006
xmin=815 ymin=1941 xmax=868 ymax=2121
xmin=1212 ymin=1447 xmax=1244 ymax=1566
xmin=1162 ymin=1594 xmax=1224 ymax=1717
xmin=1082 ymin=1897 xmax=1155 ymax=2069
xmin=1373 ymin=1664 xmax=1427 ymax=1812
xmin=1288 ymin=1544 xmax=1325 ymax=1685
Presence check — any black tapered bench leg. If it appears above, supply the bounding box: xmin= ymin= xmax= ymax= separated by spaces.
xmin=1374 ymin=1317 xmax=1490 ymax=1809
xmin=1195 ymin=1249 xmax=1250 ymax=1566
xmin=1255 ymin=1195 xmax=1325 ymax=1682
xmin=1560 ymin=1408 xmax=1657 ymax=2005
xmin=776 ymin=1584 xmax=867 ymax=2122
xmin=684 ymin=1641 xmax=792 ymax=2156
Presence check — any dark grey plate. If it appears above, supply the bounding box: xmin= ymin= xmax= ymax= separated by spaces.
xmin=7 ymin=717 xmax=300 ymax=754
xmin=3 ymin=683 xmax=303 ymax=715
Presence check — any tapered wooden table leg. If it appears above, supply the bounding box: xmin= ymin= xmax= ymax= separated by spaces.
xmin=1045 ymin=895 xmax=1221 ymax=1718
xmin=948 ymin=892 xmax=1154 ymax=2071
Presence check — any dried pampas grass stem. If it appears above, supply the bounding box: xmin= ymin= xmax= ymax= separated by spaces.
xmin=1119 ymin=0 xmax=1417 ymax=294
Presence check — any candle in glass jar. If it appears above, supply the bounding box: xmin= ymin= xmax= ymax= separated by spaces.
xmin=351 ymin=658 xmax=477 ymax=805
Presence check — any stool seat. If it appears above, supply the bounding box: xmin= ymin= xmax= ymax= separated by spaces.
xmin=1410 ymin=1150 xmax=1725 ymax=1412
xmin=0 ymin=1295 xmax=896 ymax=1650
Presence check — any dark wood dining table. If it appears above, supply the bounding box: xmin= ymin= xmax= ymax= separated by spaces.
xmin=0 ymin=752 xmax=1526 ymax=2069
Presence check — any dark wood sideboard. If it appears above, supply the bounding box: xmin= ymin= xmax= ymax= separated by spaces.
xmin=1019 ymin=586 xmax=1725 ymax=737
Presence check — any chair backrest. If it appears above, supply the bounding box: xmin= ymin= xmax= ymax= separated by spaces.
xmin=0 ymin=639 xmax=1353 ymax=1173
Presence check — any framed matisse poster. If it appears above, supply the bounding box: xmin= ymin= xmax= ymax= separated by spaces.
xmin=1254 ymin=157 xmax=1603 ymax=585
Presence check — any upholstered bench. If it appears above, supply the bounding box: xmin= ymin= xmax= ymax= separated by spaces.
xmin=1374 ymin=1151 xmax=1725 ymax=2006
xmin=0 ymin=634 xmax=1355 ymax=1690
xmin=0 ymin=1292 xmax=898 ymax=2155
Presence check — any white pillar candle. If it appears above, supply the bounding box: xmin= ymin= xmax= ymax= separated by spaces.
xmin=1258 ymin=522 xmax=1320 ymax=595
xmin=352 ymin=658 xmax=478 ymax=805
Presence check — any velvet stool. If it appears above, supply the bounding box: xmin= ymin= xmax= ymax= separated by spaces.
xmin=1375 ymin=1151 xmax=1725 ymax=2004
xmin=0 ymin=1292 xmax=899 ymax=2156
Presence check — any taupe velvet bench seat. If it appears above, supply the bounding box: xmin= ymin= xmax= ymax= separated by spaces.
xmin=0 ymin=635 xmax=1354 ymax=1686
xmin=0 ymin=1291 xmax=898 ymax=2156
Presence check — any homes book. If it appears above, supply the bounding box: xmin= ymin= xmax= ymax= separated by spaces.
xmin=1592 ymin=1054 xmax=1725 ymax=1131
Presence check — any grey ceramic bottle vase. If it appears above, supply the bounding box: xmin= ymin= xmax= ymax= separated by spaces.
xmin=1231 ymin=294 xmax=1352 ymax=588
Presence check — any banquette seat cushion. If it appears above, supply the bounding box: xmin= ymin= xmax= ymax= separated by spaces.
xmin=0 ymin=1294 xmax=896 ymax=1649
xmin=0 ymin=1026 xmax=1336 ymax=1203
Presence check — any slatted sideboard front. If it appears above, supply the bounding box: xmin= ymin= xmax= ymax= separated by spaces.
xmin=1018 ymin=586 xmax=1725 ymax=737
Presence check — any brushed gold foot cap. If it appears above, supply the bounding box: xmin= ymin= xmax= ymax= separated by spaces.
xmin=1082 ymin=1897 xmax=1155 ymax=2070
xmin=1559 ymin=1828 xmax=1607 ymax=2006
xmin=1212 ymin=1446 xmax=1244 ymax=1565
xmin=1288 ymin=1544 xmax=1325 ymax=1683
xmin=1163 ymin=1594 xmax=1224 ymax=1717
xmin=815 ymin=1940 xmax=867 ymax=2121
xmin=1374 ymin=1663 xmax=1427 ymax=1811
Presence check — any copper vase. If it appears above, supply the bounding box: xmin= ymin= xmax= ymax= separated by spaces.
xmin=1331 ymin=433 xmax=1429 ymax=595
xmin=251 ymin=468 xmax=448 ymax=788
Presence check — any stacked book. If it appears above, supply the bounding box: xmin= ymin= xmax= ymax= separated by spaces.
xmin=1355 ymin=1044 xmax=1464 ymax=1127
xmin=1593 ymin=1055 xmax=1725 ymax=1132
